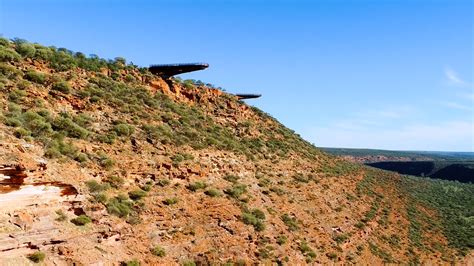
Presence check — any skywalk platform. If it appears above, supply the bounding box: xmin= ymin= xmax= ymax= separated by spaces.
xmin=149 ymin=63 xmax=209 ymax=77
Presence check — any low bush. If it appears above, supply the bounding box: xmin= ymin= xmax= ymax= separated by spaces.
xmin=55 ymin=209 xmax=68 ymax=221
xmin=223 ymin=174 xmax=240 ymax=183
xmin=281 ymin=214 xmax=299 ymax=231
xmin=70 ymin=214 xmax=92 ymax=226
xmin=151 ymin=246 xmax=166 ymax=257
xmin=16 ymin=42 xmax=36 ymax=57
xmin=85 ymin=180 xmax=110 ymax=193
xmin=13 ymin=127 xmax=31 ymax=138
xmin=204 ymin=188 xmax=221 ymax=197
xmin=276 ymin=235 xmax=287 ymax=245
xmin=8 ymin=88 xmax=27 ymax=102
xmin=171 ymin=152 xmax=194 ymax=166
xmin=163 ymin=197 xmax=178 ymax=205
xmin=105 ymin=175 xmax=125 ymax=188
xmin=97 ymin=153 xmax=114 ymax=169
xmin=52 ymin=116 xmax=89 ymax=139
xmin=107 ymin=195 xmax=133 ymax=217
xmin=299 ymin=240 xmax=317 ymax=262
xmin=122 ymin=259 xmax=140 ymax=266
xmin=24 ymin=70 xmax=46 ymax=84
xmin=113 ymin=123 xmax=135 ymax=137
xmin=129 ymin=189 xmax=147 ymax=200
xmin=27 ymin=251 xmax=46 ymax=263
xmin=52 ymin=80 xmax=71 ymax=93
xmin=224 ymin=184 xmax=247 ymax=199
xmin=187 ymin=181 xmax=207 ymax=192
xmin=241 ymin=209 xmax=266 ymax=231
xmin=156 ymin=179 xmax=170 ymax=187
xmin=0 ymin=46 xmax=21 ymax=62
xmin=75 ymin=152 xmax=88 ymax=162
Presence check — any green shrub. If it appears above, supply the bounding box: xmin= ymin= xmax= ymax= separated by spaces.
xmin=113 ymin=123 xmax=135 ymax=137
xmin=151 ymin=246 xmax=166 ymax=257
xmin=8 ymin=88 xmax=27 ymax=102
xmin=129 ymin=189 xmax=147 ymax=200
xmin=107 ymin=195 xmax=133 ymax=217
xmin=34 ymin=47 xmax=54 ymax=61
xmin=299 ymin=240 xmax=316 ymax=261
xmin=276 ymin=235 xmax=287 ymax=245
xmin=0 ymin=46 xmax=21 ymax=62
xmin=13 ymin=127 xmax=31 ymax=138
xmin=223 ymin=174 xmax=240 ymax=183
xmin=24 ymin=70 xmax=46 ymax=84
xmin=105 ymin=175 xmax=125 ymax=188
xmin=187 ymin=181 xmax=207 ymax=192
xmin=93 ymin=193 xmax=108 ymax=204
xmin=181 ymin=260 xmax=196 ymax=266
xmin=20 ymin=111 xmax=53 ymax=137
xmin=204 ymin=188 xmax=221 ymax=197
xmin=52 ymin=80 xmax=71 ymax=93
xmin=75 ymin=152 xmax=88 ymax=162
xmin=241 ymin=209 xmax=266 ymax=231
xmin=281 ymin=214 xmax=299 ymax=231
xmin=96 ymin=132 xmax=116 ymax=144
xmin=27 ymin=251 xmax=46 ymax=263
xmin=55 ymin=209 xmax=67 ymax=221
xmin=251 ymin=209 xmax=265 ymax=220
xmin=0 ymin=37 xmax=9 ymax=46
xmin=0 ymin=62 xmax=21 ymax=79
xmin=99 ymin=155 xmax=115 ymax=169
xmin=123 ymin=259 xmax=140 ymax=266
xmin=70 ymin=214 xmax=92 ymax=226
xmin=224 ymin=184 xmax=247 ymax=199
xmin=16 ymin=42 xmax=36 ymax=57
xmin=293 ymin=173 xmax=310 ymax=183
xmin=85 ymin=180 xmax=109 ymax=193
xmin=333 ymin=233 xmax=349 ymax=244
xmin=44 ymin=136 xmax=79 ymax=159
xmin=73 ymin=113 xmax=93 ymax=128
xmin=7 ymin=102 xmax=21 ymax=113
xmin=52 ymin=116 xmax=89 ymax=139
xmin=5 ymin=117 xmax=22 ymax=127
xmin=163 ymin=197 xmax=178 ymax=205
xmin=156 ymin=179 xmax=170 ymax=187
xmin=171 ymin=152 xmax=194 ymax=166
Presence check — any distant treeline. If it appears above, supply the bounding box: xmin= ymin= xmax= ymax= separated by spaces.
xmin=321 ymin=147 xmax=474 ymax=161
xmin=367 ymin=161 xmax=474 ymax=183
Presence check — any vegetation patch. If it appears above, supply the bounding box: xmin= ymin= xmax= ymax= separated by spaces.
xmin=187 ymin=181 xmax=207 ymax=192
xmin=129 ymin=189 xmax=147 ymax=200
xmin=204 ymin=188 xmax=221 ymax=197
xmin=241 ymin=208 xmax=266 ymax=231
xmin=151 ymin=245 xmax=166 ymax=257
xmin=281 ymin=214 xmax=299 ymax=231
xmin=369 ymin=242 xmax=395 ymax=263
xmin=27 ymin=251 xmax=46 ymax=263
xmin=163 ymin=197 xmax=178 ymax=205
xmin=299 ymin=240 xmax=317 ymax=262
xmin=70 ymin=214 xmax=92 ymax=226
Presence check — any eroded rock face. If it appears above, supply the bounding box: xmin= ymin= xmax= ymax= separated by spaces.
xmin=0 ymin=161 xmax=85 ymax=264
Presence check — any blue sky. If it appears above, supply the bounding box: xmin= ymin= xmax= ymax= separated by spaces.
xmin=1 ymin=0 xmax=473 ymax=151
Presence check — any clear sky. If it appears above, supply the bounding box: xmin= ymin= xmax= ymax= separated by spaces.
xmin=1 ymin=0 xmax=473 ymax=151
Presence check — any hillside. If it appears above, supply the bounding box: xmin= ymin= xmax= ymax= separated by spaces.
xmin=0 ymin=38 xmax=472 ymax=265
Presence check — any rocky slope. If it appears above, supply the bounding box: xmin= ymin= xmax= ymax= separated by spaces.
xmin=0 ymin=38 xmax=472 ymax=265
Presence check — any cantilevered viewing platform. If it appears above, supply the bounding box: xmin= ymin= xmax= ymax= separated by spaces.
xmin=235 ymin=94 xmax=262 ymax=100
xmin=149 ymin=63 xmax=209 ymax=78
xmin=149 ymin=63 xmax=261 ymax=100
